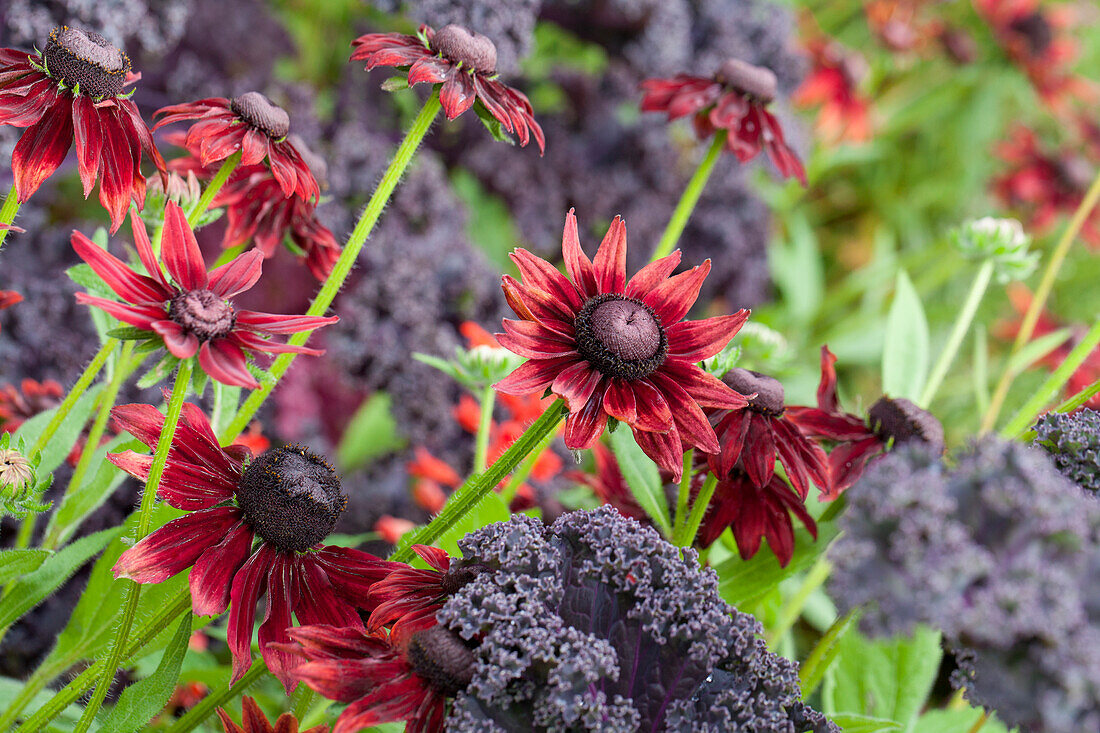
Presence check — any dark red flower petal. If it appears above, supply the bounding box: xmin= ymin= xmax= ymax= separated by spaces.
xmin=11 ymin=93 xmax=74 ymax=202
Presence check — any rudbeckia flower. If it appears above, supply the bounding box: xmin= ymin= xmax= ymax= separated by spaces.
xmin=216 ymin=696 xmax=327 ymax=733
xmin=154 ymin=92 xmax=319 ymax=201
xmin=365 ymin=544 xmax=480 ymax=636
xmin=351 ymin=23 xmax=544 ymax=153
xmin=494 ymin=210 xmax=751 ymax=479
xmin=641 ymin=57 xmax=805 ymax=184
xmin=71 ymin=200 xmax=338 ymax=389
xmin=0 ymin=26 xmax=166 ymax=231
xmin=109 ymin=401 xmax=401 ymax=691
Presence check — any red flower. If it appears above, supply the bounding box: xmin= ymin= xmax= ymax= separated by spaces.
xmin=641 ymin=58 xmax=805 ymax=184
xmin=154 ymin=92 xmax=319 ymax=201
xmin=494 ymin=210 xmax=751 ymax=480
xmin=374 ymin=515 xmax=417 ymax=545
xmin=708 ymin=368 xmax=830 ymax=500
xmin=170 ymin=141 xmax=340 ymax=280
xmin=110 ymin=401 xmax=401 ymax=691
xmin=284 ymin=620 xmax=473 ymax=733
xmin=351 ymin=24 xmax=544 ymax=153
xmin=216 ymin=696 xmax=328 ymax=733
xmin=992 ymin=126 xmax=1100 ymax=248
xmin=0 ymin=378 xmax=62 ymax=432
xmin=793 ymin=41 xmax=872 ymax=143
xmin=0 ymin=27 xmax=166 ymax=231
xmin=71 ymin=200 xmax=338 ymax=389
xmin=787 ymin=346 xmax=944 ymax=495
xmin=699 ymin=472 xmax=816 ymax=566
xmin=365 ymin=544 xmax=476 ymax=638
xmin=0 ymin=290 xmax=22 ymax=337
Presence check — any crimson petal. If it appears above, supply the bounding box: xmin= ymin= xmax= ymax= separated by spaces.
xmin=113 ymin=506 xmax=242 ymax=583
xmin=190 ymin=520 xmax=254 ymax=616
xmin=11 ymin=94 xmax=74 ymax=202
xmin=228 ymin=544 xmax=278 ymax=683
xmin=161 ymin=201 xmax=208 ymax=290
xmin=199 ymin=339 xmax=259 ymax=389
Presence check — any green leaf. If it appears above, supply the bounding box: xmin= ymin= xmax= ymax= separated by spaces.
xmin=912 ymin=709 xmax=1009 ymax=733
xmin=826 ymin=625 xmax=943 ymax=732
xmin=1004 ymin=326 xmax=1072 ymax=376
xmin=0 ymin=527 xmax=119 ymax=630
xmin=106 ymin=327 xmax=155 ymax=341
xmin=336 ymin=393 xmax=406 ymax=472
xmin=45 ymin=435 xmax=139 ymax=548
xmin=474 ymin=102 xmax=513 ymax=144
xmin=800 ymin=608 xmax=859 ymax=696
xmin=211 ymin=382 xmax=242 ymax=437
xmin=768 ymin=211 xmax=824 ymax=323
xmin=13 ymin=384 xmax=104 ymax=476
xmin=136 ymin=354 xmax=178 ymax=389
xmin=0 ymin=676 xmax=83 ymax=729
xmin=608 ymin=428 xmax=672 ymax=537
xmin=881 ymin=270 xmax=930 ymax=401
xmin=831 ymin=714 xmax=903 ymax=732
xmin=97 ymin=614 xmax=191 ymax=733
xmin=717 ymin=520 xmax=841 ymax=608
xmin=0 ymin=549 xmax=50 ymax=585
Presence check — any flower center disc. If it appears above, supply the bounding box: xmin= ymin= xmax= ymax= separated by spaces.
xmin=169 ymin=289 xmax=236 ymax=341
xmin=230 ymin=92 xmax=290 ymax=140
xmin=868 ymin=397 xmax=945 ymax=453
xmin=430 ymin=24 xmax=498 ymax=74
xmin=406 ymin=625 xmax=476 ymax=696
xmin=1008 ymin=11 xmax=1053 ymax=55
xmin=44 ymin=26 xmax=130 ymax=99
xmin=722 ymin=368 xmax=785 ymax=417
xmin=715 ymin=58 xmax=777 ymax=103
xmin=574 ymin=294 xmax=667 ymax=381
xmin=236 ymin=445 xmax=347 ymax=553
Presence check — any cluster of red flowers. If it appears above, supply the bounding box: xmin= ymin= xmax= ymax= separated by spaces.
xmin=794 ymin=39 xmax=872 ymax=144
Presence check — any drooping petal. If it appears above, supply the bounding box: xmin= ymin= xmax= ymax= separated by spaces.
xmin=228 ymin=544 xmax=278 ymax=683
xmin=648 ymin=372 xmax=720 ymax=454
xmin=313 ymin=545 xmax=403 ymax=607
xmin=151 ymin=320 xmax=199 ymax=359
xmin=438 ymin=71 xmax=476 ymax=119
xmin=562 ymin=383 xmax=609 ymax=449
xmin=295 ymin=555 xmax=364 ymax=629
xmin=96 ymin=106 xmax=136 ymax=233
xmin=199 ymin=340 xmax=259 ymax=389
xmin=630 ymin=378 xmax=675 ymax=433
xmin=551 ymin=361 xmax=604 ymax=413
xmin=741 ymin=413 xmax=777 ymax=488
xmin=11 ymin=95 xmax=74 ymax=202
xmin=259 ymin=555 xmax=299 ymax=693
xmin=113 ymin=506 xmax=243 ymax=583
xmin=632 ymin=425 xmax=684 ymax=479
xmin=603 ymin=380 xmax=638 ymax=425
xmin=189 ymin=520 xmax=254 ymax=616
xmin=71 ymin=95 xmax=104 ymax=198
xmin=161 ymin=201 xmax=208 ymax=290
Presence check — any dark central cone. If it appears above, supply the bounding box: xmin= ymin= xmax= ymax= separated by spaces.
xmin=237 ymin=445 xmax=347 ymax=553
xmin=44 ymin=26 xmax=129 ymax=99
xmin=1056 ymin=156 xmax=1094 ymax=193
xmin=1009 ymin=11 xmax=1053 ymax=55
xmin=722 ymin=368 xmax=785 ymax=416
xmin=406 ymin=625 xmax=476 ymax=696
xmin=431 ymin=24 xmax=498 ymax=74
xmin=715 ymin=58 xmax=777 ymax=103
xmin=230 ymin=92 xmax=290 ymax=139
xmin=169 ymin=289 xmax=235 ymax=341
xmin=868 ymin=397 xmax=945 ymax=453
xmin=574 ymin=294 xmax=667 ymax=381
xmin=440 ymin=563 xmax=483 ymax=596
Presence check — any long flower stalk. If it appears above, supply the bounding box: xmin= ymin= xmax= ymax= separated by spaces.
xmin=473 ymin=386 xmax=495 ymax=472
xmin=650 ymin=130 xmax=727 ymax=263
xmin=221 ymin=93 xmax=442 ymax=443
xmin=982 ymin=169 xmax=1100 ymax=432
xmin=74 ymin=361 xmax=193 ymax=731
xmin=187 ymin=151 xmax=241 ymax=227
xmin=920 ymin=260 xmax=994 ymax=407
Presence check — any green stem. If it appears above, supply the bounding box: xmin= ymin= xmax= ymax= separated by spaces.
xmin=650 ymin=130 xmax=726 ymax=263
xmin=165 ymin=661 xmax=268 ymax=733
xmin=0 ymin=183 xmax=19 ymax=251
xmin=1051 ymin=377 xmax=1100 ymax=415
xmin=999 ymin=318 xmax=1100 ymax=438
xmin=291 ymin=687 xmax=316 ymax=723
xmin=919 ymin=260 xmax=994 ymax=407
xmin=499 ymin=427 xmax=556 ymax=505
xmin=982 ymin=168 xmax=1100 ymax=432
xmin=12 ymin=589 xmax=192 ymax=731
xmin=672 ymin=449 xmax=694 ymax=543
xmin=74 ymin=362 xmax=192 ymax=732
xmin=766 ymin=556 xmax=832 ymax=646
xmin=13 ymin=338 xmax=118 ymax=550
xmin=187 ymin=151 xmax=240 ymax=227
xmin=675 ymin=472 xmax=718 ymax=548
xmin=212 ymin=242 xmax=248 ymax=268
xmin=473 ymin=386 xmax=495 ymax=473
xmin=968 ymin=711 xmax=991 ymax=733
xmin=390 ymin=398 xmax=565 ymax=563
xmin=222 ymin=94 xmax=442 ymax=443
xmin=42 ymin=342 xmax=142 ymax=550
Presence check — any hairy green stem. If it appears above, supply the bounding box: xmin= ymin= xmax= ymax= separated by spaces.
xmin=473 ymin=387 xmax=496 ymax=472
xmin=187 ymin=151 xmax=241 ymax=227
xmin=676 ymin=472 xmax=718 ymax=548
xmin=222 ymin=94 xmax=442 ymax=443
xmin=12 ymin=589 xmax=192 ymax=731
xmin=982 ymin=169 xmax=1100 ymax=432
xmin=75 ymin=362 xmax=192 ymax=731
xmin=1000 ymin=318 xmax=1100 ymax=439
xmin=650 ymin=130 xmax=726 ymax=263
xmin=672 ymin=449 xmax=694 ymax=543
xmin=499 ymin=426 xmax=556 ymax=505
xmin=920 ymin=260 xmax=994 ymax=408
xmin=0 ymin=183 xmax=19 ymax=251
xmin=42 ymin=342 xmax=142 ymax=550
xmin=166 ymin=660 xmax=268 ymax=733
xmin=391 ymin=399 xmax=565 ymax=563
